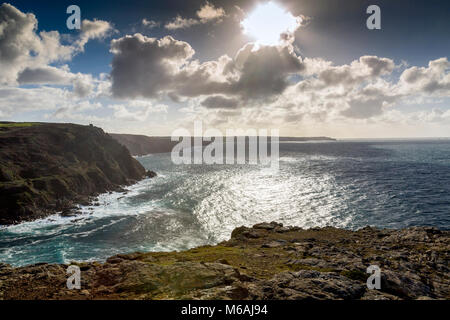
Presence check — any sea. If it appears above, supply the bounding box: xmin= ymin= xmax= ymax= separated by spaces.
xmin=1 ymin=139 xmax=449 ymax=266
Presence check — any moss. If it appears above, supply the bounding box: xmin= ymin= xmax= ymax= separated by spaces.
xmin=341 ymin=269 xmax=367 ymax=282
xmin=0 ymin=122 xmax=37 ymax=128
xmin=140 ymin=244 xmax=341 ymax=281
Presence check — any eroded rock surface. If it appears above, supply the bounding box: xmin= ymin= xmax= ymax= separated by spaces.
xmin=0 ymin=223 xmax=448 ymax=300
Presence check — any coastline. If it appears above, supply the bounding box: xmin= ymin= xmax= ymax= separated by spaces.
xmin=0 ymin=123 xmax=156 ymax=225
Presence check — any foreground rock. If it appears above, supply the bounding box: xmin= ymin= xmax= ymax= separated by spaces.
xmin=0 ymin=122 xmax=152 ymax=224
xmin=0 ymin=223 xmax=448 ymax=300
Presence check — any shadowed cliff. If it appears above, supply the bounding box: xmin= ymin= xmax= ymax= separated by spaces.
xmin=0 ymin=122 xmax=147 ymax=225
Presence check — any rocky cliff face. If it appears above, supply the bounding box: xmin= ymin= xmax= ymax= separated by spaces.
xmin=0 ymin=223 xmax=448 ymax=300
xmin=0 ymin=122 xmax=147 ymax=224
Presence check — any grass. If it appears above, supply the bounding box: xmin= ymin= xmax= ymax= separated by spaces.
xmin=0 ymin=122 xmax=37 ymax=128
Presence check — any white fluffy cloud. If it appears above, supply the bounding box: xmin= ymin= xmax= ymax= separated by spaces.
xmin=0 ymin=3 xmax=73 ymax=84
xmin=399 ymin=57 xmax=450 ymax=95
xmin=76 ymin=19 xmax=114 ymax=50
xmin=0 ymin=3 xmax=115 ymax=122
xmin=165 ymin=16 xmax=200 ymax=30
xmin=0 ymin=3 xmax=112 ymax=86
xmin=196 ymin=1 xmax=226 ymax=23
xmin=142 ymin=18 xmax=160 ymax=29
xmin=165 ymin=1 xmax=225 ymax=30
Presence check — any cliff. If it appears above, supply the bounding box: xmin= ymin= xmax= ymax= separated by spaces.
xmin=0 ymin=122 xmax=148 ymax=225
xmin=0 ymin=222 xmax=448 ymax=300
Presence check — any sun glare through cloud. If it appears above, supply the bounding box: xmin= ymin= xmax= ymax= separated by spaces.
xmin=241 ymin=2 xmax=301 ymax=45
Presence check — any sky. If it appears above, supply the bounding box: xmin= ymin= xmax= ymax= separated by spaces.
xmin=0 ymin=0 xmax=449 ymax=138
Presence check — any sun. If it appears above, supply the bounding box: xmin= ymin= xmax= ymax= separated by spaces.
xmin=241 ymin=2 xmax=301 ymax=46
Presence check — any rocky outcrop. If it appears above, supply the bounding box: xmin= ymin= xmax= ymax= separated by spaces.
xmin=0 ymin=223 xmax=448 ymax=300
xmin=0 ymin=122 xmax=149 ymax=224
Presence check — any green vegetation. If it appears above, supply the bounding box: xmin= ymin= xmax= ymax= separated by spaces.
xmin=341 ymin=269 xmax=368 ymax=282
xmin=0 ymin=122 xmax=37 ymax=128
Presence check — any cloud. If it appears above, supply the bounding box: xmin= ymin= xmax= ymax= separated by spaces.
xmin=0 ymin=4 xmax=113 ymax=87
xmin=2 ymin=3 xmax=449 ymax=136
xmin=165 ymin=1 xmax=225 ymax=30
xmin=317 ymin=56 xmax=395 ymax=87
xmin=51 ymin=101 xmax=102 ymax=119
xmin=196 ymin=1 xmax=226 ymax=23
xmin=185 ymin=55 xmax=403 ymax=126
xmin=341 ymin=98 xmax=386 ymax=119
xmin=360 ymin=56 xmax=396 ymax=77
xmin=110 ymin=100 xmax=168 ymax=121
xmin=201 ymin=95 xmax=238 ymax=109
xmin=399 ymin=57 xmax=450 ymax=95
xmin=0 ymin=3 xmax=40 ymax=65
xmin=108 ymin=29 xmax=450 ymax=129
xmin=0 ymin=3 xmax=73 ymax=84
xmin=72 ymin=73 xmax=95 ymax=98
xmin=109 ymin=34 xmax=305 ymax=101
xmin=227 ymin=43 xmax=304 ymax=99
xmin=110 ymin=34 xmax=195 ymax=98
xmin=17 ymin=65 xmax=73 ymax=85
xmin=165 ymin=16 xmax=199 ymax=30
xmin=0 ymin=86 xmax=71 ymax=117
xmin=77 ymin=19 xmax=113 ymax=50
xmin=142 ymin=18 xmax=160 ymax=28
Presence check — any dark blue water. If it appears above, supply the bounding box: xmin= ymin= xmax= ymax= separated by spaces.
xmin=1 ymin=139 xmax=449 ymax=266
